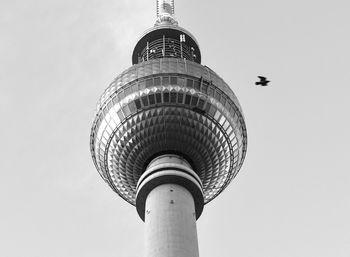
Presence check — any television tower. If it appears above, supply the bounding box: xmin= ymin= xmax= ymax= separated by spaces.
xmin=90 ymin=1 xmax=247 ymax=256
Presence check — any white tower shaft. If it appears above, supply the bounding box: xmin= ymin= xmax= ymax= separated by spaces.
xmin=136 ymin=155 xmax=203 ymax=257
xmin=145 ymin=184 xmax=200 ymax=257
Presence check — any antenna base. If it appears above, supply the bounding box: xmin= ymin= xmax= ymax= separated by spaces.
xmin=155 ymin=15 xmax=178 ymax=26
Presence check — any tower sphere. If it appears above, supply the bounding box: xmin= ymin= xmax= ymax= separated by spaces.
xmin=90 ymin=1 xmax=247 ymax=214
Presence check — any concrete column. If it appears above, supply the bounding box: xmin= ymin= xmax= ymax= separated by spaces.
xmin=144 ymin=183 xmax=199 ymax=257
xmin=136 ymin=154 xmax=204 ymax=257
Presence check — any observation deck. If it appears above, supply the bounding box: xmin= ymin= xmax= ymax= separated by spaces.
xmin=132 ymin=25 xmax=201 ymax=64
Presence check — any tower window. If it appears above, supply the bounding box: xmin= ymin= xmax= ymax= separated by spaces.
xmin=191 ymin=96 xmax=199 ymax=106
xmin=170 ymin=92 xmax=177 ymax=103
xmin=135 ymin=99 xmax=141 ymax=109
xmin=198 ymin=99 xmax=205 ymax=109
xmin=154 ymin=77 xmax=161 ymax=86
xmin=117 ymin=110 xmax=124 ymax=120
xmin=156 ymin=93 xmax=162 ymax=103
xmin=128 ymin=102 xmax=137 ymax=113
xmin=214 ymin=90 xmax=221 ymax=101
xmin=122 ymin=105 xmax=131 ymax=117
xmin=185 ymin=94 xmax=191 ymax=105
xmin=163 ymin=77 xmax=170 ymax=85
xmin=170 ymin=77 xmax=177 ymax=85
xmin=177 ymin=93 xmax=184 ymax=103
xmin=149 ymin=94 xmax=156 ymax=105
xmin=187 ymin=79 xmax=193 ymax=88
xmin=141 ymin=96 xmax=149 ymax=106
xmin=163 ymin=92 xmax=170 ymax=102
xmin=201 ymin=83 xmax=208 ymax=94
xmin=194 ymin=80 xmax=200 ymax=90
xmin=146 ymin=78 xmax=153 ymax=87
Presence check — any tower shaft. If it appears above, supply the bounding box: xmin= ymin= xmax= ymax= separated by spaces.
xmin=145 ymin=184 xmax=199 ymax=257
xmin=136 ymin=154 xmax=203 ymax=257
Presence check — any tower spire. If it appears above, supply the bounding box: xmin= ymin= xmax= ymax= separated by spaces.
xmin=155 ymin=0 xmax=178 ymax=26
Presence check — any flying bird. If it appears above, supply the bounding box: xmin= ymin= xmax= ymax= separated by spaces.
xmin=255 ymin=76 xmax=270 ymax=86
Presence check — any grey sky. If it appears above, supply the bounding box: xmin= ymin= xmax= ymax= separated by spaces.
xmin=1 ymin=0 xmax=349 ymax=256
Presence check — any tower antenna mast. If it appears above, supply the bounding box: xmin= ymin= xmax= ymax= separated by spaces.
xmin=156 ymin=0 xmax=178 ymax=25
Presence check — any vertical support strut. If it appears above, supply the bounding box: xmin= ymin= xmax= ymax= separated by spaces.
xmin=180 ymin=34 xmax=185 ymax=59
xmin=147 ymin=41 xmax=149 ymax=61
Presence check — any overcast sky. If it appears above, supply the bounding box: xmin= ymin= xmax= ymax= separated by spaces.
xmin=1 ymin=0 xmax=350 ymax=256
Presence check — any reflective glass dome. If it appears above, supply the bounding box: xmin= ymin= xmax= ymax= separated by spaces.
xmin=90 ymin=58 xmax=247 ymax=205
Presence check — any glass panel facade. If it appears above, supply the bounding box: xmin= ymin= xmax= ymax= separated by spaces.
xmin=90 ymin=58 xmax=247 ymax=205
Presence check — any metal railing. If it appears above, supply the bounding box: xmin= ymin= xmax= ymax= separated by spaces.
xmin=138 ymin=36 xmax=198 ymax=62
